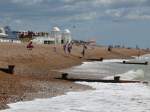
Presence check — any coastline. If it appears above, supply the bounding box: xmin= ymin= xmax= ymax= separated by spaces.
xmin=0 ymin=43 xmax=149 ymax=110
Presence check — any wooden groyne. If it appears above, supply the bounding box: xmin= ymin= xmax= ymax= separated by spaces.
xmin=58 ymin=73 xmax=144 ymax=83
xmin=60 ymin=78 xmax=141 ymax=83
xmin=0 ymin=65 xmax=15 ymax=74
xmin=122 ymin=61 xmax=148 ymax=65
xmin=86 ymin=58 xmax=103 ymax=61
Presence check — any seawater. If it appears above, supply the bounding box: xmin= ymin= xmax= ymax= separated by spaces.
xmin=1 ymin=54 xmax=150 ymax=112
xmin=63 ymin=54 xmax=150 ymax=82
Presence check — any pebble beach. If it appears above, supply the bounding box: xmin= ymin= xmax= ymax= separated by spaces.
xmin=0 ymin=42 xmax=149 ymax=110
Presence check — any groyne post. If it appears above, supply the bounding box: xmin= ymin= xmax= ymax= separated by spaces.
xmin=61 ymin=73 xmax=68 ymax=79
xmin=8 ymin=65 xmax=15 ymax=74
xmin=114 ymin=76 xmax=120 ymax=82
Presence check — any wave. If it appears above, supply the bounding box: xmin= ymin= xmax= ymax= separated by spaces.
xmin=135 ymin=54 xmax=150 ymax=61
xmin=102 ymin=59 xmax=129 ymax=63
xmin=104 ymin=69 xmax=145 ymax=80
xmin=3 ymin=82 xmax=150 ymax=112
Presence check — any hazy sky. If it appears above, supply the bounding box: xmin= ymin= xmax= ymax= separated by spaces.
xmin=0 ymin=0 xmax=150 ymax=48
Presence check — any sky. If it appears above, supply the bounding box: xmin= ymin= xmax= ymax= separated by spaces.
xmin=0 ymin=0 xmax=150 ymax=48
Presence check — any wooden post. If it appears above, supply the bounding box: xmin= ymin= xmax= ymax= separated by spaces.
xmin=62 ymin=73 xmax=68 ymax=79
xmin=145 ymin=61 xmax=148 ymax=65
xmin=99 ymin=57 xmax=103 ymax=61
xmin=114 ymin=76 xmax=120 ymax=82
xmin=8 ymin=65 xmax=15 ymax=74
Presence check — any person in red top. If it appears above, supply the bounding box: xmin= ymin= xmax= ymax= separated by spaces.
xmin=27 ymin=41 xmax=34 ymax=50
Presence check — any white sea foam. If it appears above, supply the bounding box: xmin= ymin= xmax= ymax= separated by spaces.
xmin=2 ymin=59 xmax=149 ymax=112
xmin=102 ymin=59 xmax=129 ymax=63
xmin=62 ymin=59 xmax=129 ymax=77
xmin=104 ymin=69 xmax=145 ymax=80
xmin=61 ymin=61 xmax=110 ymax=76
xmin=135 ymin=54 xmax=150 ymax=61
xmin=1 ymin=82 xmax=150 ymax=112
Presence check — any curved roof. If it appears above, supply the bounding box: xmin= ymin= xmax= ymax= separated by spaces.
xmin=0 ymin=27 xmax=7 ymax=37
xmin=0 ymin=27 xmax=5 ymax=33
xmin=64 ymin=29 xmax=71 ymax=33
xmin=52 ymin=27 xmax=60 ymax=32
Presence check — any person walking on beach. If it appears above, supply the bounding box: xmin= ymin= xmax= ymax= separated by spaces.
xmin=63 ymin=42 xmax=73 ymax=55
xmin=67 ymin=43 xmax=72 ymax=54
xmin=63 ymin=42 xmax=68 ymax=54
xmin=53 ymin=46 xmax=56 ymax=52
xmin=108 ymin=45 xmax=112 ymax=52
xmin=81 ymin=44 xmax=87 ymax=57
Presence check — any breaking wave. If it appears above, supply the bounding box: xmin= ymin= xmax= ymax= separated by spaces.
xmin=104 ymin=69 xmax=145 ymax=80
xmin=135 ymin=54 xmax=150 ymax=61
xmin=102 ymin=59 xmax=129 ymax=63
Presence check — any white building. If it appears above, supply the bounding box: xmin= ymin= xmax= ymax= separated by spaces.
xmin=50 ymin=27 xmax=72 ymax=44
xmin=32 ymin=36 xmax=55 ymax=44
xmin=0 ymin=27 xmax=7 ymax=38
xmin=0 ymin=27 xmax=21 ymax=43
xmin=50 ymin=27 xmax=62 ymax=44
xmin=62 ymin=29 xmax=71 ymax=44
xmin=32 ymin=26 xmax=72 ymax=45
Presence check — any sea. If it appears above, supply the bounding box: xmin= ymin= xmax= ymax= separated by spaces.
xmin=1 ymin=54 xmax=150 ymax=112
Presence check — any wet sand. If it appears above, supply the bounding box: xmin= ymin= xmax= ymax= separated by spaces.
xmin=0 ymin=42 xmax=149 ymax=110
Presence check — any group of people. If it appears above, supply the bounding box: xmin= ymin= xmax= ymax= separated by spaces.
xmin=63 ymin=42 xmax=73 ymax=54
xmin=26 ymin=40 xmax=88 ymax=57
xmin=63 ymin=41 xmax=87 ymax=57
